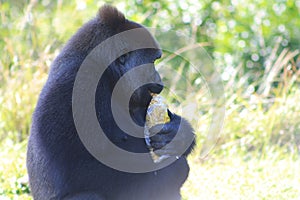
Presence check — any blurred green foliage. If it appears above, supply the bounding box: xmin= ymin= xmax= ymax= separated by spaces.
xmin=0 ymin=0 xmax=299 ymax=199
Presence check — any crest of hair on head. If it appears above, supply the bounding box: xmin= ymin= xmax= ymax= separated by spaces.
xmin=98 ymin=5 xmax=126 ymax=29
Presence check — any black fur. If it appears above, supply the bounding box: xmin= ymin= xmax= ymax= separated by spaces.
xmin=27 ymin=5 xmax=195 ymax=200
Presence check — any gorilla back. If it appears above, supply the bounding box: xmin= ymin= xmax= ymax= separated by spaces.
xmin=27 ymin=5 xmax=195 ymax=200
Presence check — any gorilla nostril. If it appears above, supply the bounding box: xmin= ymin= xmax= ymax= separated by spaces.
xmin=148 ymin=83 xmax=164 ymax=94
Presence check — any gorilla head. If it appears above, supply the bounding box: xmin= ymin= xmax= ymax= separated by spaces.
xmin=91 ymin=6 xmax=165 ymax=129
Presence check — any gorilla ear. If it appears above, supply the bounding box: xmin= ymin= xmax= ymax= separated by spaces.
xmin=98 ymin=4 xmax=126 ymax=29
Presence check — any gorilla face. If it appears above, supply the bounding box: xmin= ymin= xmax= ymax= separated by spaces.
xmin=108 ymin=48 xmax=163 ymax=126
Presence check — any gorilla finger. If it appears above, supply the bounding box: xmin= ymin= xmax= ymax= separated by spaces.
xmin=149 ymin=122 xmax=179 ymax=135
xmin=150 ymin=134 xmax=164 ymax=143
xmin=150 ymin=133 xmax=177 ymax=147
xmin=149 ymin=124 xmax=165 ymax=136
xmin=167 ymin=109 xmax=175 ymax=120
xmin=167 ymin=110 xmax=183 ymax=123
xmin=150 ymin=141 xmax=166 ymax=150
xmin=154 ymin=148 xmax=177 ymax=156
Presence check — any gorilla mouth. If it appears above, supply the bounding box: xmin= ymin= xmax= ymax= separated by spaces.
xmin=129 ymin=88 xmax=160 ymax=127
xmin=129 ymin=91 xmax=152 ymax=126
xmin=129 ymin=81 xmax=164 ymax=127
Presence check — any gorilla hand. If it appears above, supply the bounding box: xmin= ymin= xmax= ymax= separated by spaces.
xmin=149 ymin=110 xmax=195 ymax=158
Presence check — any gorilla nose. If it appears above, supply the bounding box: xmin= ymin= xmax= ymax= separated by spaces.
xmin=148 ymin=83 xmax=164 ymax=94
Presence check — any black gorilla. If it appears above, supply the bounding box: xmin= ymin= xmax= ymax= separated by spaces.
xmin=27 ymin=5 xmax=195 ymax=200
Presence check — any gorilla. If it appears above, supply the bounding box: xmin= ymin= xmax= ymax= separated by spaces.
xmin=27 ymin=5 xmax=195 ymax=200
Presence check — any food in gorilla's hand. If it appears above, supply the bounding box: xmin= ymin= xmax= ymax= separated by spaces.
xmin=146 ymin=94 xmax=170 ymax=127
xmin=145 ymin=93 xmax=170 ymax=163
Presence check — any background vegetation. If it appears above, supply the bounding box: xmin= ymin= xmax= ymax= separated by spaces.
xmin=0 ymin=0 xmax=299 ymax=199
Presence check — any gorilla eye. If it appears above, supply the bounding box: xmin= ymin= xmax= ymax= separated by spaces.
xmin=118 ymin=53 xmax=130 ymax=65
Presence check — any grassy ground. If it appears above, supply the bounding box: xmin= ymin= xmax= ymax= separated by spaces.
xmin=1 ymin=141 xmax=299 ymax=199
xmin=183 ymin=154 xmax=300 ymax=200
xmin=0 ymin=141 xmax=30 ymax=200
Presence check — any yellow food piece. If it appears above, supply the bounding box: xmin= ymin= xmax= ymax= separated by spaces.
xmin=145 ymin=94 xmax=170 ymax=128
xmin=144 ymin=94 xmax=170 ymax=163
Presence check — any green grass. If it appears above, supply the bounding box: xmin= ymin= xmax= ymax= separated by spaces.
xmin=0 ymin=141 xmax=31 ymax=200
xmin=182 ymin=154 xmax=300 ymax=200
xmin=0 ymin=140 xmax=299 ymax=199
